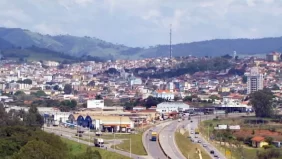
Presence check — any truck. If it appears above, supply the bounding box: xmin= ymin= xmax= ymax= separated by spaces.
xmin=151 ymin=132 xmax=157 ymax=141
xmin=195 ymin=128 xmax=200 ymax=134
xmin=94 ymin=138 xmax=104 ymax=147
xmin=53 ymin=120 xmax=59 ymax=126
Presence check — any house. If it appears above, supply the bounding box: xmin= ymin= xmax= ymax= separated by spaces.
xmin=153 ymin=90 xmax=175 ymax=100
xmin=133 ymin=106 xmax=146 ymax=111
xmin=251 ymin=136 xmax=268 ymax=148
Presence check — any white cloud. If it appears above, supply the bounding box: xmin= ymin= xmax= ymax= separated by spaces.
xmin=0 ymin=0 xmax=282 ymax=46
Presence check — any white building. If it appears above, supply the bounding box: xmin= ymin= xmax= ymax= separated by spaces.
xmin=87 ymin=99 xmax=104 ymax=109
xmin=43 ymin=61 xmax=59 ymax=67
xmin=247 ymin=67 xmax=263 ymax=94
xmin=156 ymin=102 xmax=190 ymax=113
xmin=153 ymin=90 xmax=175 ymax=100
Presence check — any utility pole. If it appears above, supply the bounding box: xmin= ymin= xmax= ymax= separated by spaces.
xmin=130 ymin=137 xmax=132 ymax=158
xmin=89 ymin=126 xmax=90 ymax=146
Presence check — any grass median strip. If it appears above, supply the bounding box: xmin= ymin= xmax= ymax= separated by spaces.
xmin=175 ymin=132 xmax=211 ymax=159
xmin=111 ymin=133 xmax=147 ymax=155
xmin=61 ymin=138 xmax=130 ymax=159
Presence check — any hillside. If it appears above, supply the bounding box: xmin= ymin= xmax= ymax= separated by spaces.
xmin=138 ymin=37 xmax=282 ymax=58
xmin=0 ymin=27 xmax=130 ymax=59
xmin=0 ymin=27 xmax=282 ymax=60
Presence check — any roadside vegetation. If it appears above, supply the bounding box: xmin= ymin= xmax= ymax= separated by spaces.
xmin=62 ymin=138 xmax=130 ymax=159
xmin=199 ymin=89 xmax=282 ymax=159
xmin=110 ymin=133 xmax=147 ymax=155
xmin=175 ymin=132 xmax=211 ymax=159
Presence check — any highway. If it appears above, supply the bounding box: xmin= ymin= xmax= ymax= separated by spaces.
xmin=142 ymin=121 xmax=172 ymax=159
xmin=159 ymin=114 xmax=244 ymax=159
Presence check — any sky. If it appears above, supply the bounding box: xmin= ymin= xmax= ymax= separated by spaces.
xmin=0 ymin=0 xmax=282 ymax=47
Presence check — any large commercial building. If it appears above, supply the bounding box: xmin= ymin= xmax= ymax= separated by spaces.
xmin=156 ymin=102 xmax=189 ymax=113
xmin=87 ymin=99 xmax=104 ymax=109
xmin=247 ymin=67 xmax=263 ymax=94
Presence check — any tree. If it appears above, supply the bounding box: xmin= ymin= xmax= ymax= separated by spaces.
xmin=53 ymin=85 xmax=60 ymax=91
xmin=14 ymin=91 xmax=25 ymax=96
xmin=63 ymin=84 xmax=72 ymax=94
xmin=183 ymin=96 xmax=192 ymax=102
xmin=75 ymin=147 xmax=102 ymax=159
xmin=242 ymin=76 xmax=247 ymax=84
xmin=257 ymin=148 xmax=282 ymax=159
xmin=24 ymin=105 xmax=44 ymax=127
xmin=32 ymin=90 xmax=47 ymax=97
xmin=174 ymin=96 xmax=180 ymax=101
xmin=272 ymin=84 xmax=280 ymax=90
xmin=250 ymin=89 xmax=274 ymax=118
xmin=265 ymin=137 xmax=273 ymax=145
xmin=13 ymin=140 xmax=64 ymax=159
xmin=87 ymin=80 xmax=95 ymax=87
xmin=95 ymin=94 xmax=103 ymax=100
xmin=209 ymin=95 xmax=219 ymax=101
xmin=22 ymin=79 xmax=32 ymax=85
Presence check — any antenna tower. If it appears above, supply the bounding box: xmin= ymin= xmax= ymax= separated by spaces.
xmin=170 ymin=24 xmax=172 ymax=59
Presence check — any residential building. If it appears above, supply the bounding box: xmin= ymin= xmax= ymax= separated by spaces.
xmin=153 ymin=90 xmax=174 ymax=100
xmin=247 ymin=67 xmax=263 ymax=94
xmin=266 ymin=52 xmax=280 ymax=62
xmin=251 ymin=136 xmax=268 ymax=148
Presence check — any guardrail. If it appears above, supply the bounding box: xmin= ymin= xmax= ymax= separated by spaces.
xmin=157 ymin=124 xmax=171 ymax=159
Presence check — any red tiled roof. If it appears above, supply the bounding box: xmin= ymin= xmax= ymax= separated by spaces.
xmin=251 ymin=136 xmax=265 ymax=142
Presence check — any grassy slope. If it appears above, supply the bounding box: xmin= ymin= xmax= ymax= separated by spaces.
xmin=175 ymin=132 xmax=211 ymax=159
xmin=62 ymin=138 xmax=130 ymax=159
xmin=110 ymin=133 xmax=147 ymax=155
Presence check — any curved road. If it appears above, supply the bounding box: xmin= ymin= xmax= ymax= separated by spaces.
xmin=142 ymin=121 xmax=172 ymax=159
xmin=159 ymin=114 xmax=244 ymax=159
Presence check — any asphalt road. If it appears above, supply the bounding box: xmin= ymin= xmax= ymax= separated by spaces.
xmin=159 ymin=121 xmax=186 ymax=159
xmin=142 ymin=121 xmax=173 ymax=159
xmin=159 ymin=113 xmax=245 ymax=159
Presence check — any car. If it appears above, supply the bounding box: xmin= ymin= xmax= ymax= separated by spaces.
xmin=210 ymin=150 xmax=214 ymax=154
xmin=190 ymin=131 xmax=194 ymax=134
xmin=214 ymin=154 xmax=218 ymax=157
xmin=190 ymin=120 xmax=193 ymax=123
xmin=195 ymin=135 xmax=198 ymax=138
xmin=203 ymin=143 xmax=207 ymax=147
xmin=197 ymin=140 xmax=201 ymax=143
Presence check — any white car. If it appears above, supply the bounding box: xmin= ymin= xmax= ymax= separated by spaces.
xmin=203 ymin=143 xmax=207 ymax=147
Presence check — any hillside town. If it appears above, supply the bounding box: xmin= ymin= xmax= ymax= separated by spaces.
xmin=1 ymin=52 xmax=282 ymax=159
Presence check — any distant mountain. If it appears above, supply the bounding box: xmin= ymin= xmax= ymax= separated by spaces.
xmin=138 ymin=38 xmax=282 ymax=58
xmin=0 ymin=27 xmax=282 ymax=60
xmin=0 ymin=27 xmax=130 ymax=59
xmin=0 ymin=37 xmax=14 ymax=49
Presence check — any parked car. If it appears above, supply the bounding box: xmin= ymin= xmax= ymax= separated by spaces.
xmin=210 ymin=150 xmax=214 ymax=154
xmin=203 ymin=143 xmax=207 ymax=147
xmin=197 ymin=140 xmax=201 ymax=143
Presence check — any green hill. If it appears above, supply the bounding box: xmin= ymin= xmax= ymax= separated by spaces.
xmin=0 ymin=27 xmax=282 ymax=60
